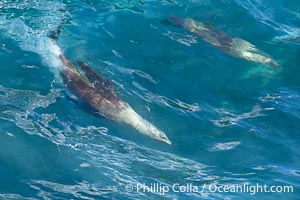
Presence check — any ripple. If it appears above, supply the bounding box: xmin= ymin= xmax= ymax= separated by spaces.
xmin=260 ymin=93 xmax=282 ymax=102
xmin=0 ymin=43 xmax=13 ymax=54
xmin=210 ymin=141 xmax=241 ymax=151
xmin=160 ymin=96 xmax=201 ymax=112
xmin=103 ymin=60 xmax=157 ymax=84
xmin=0 ymin=194 xmax=37 ymax=200
xmin=102 ymin=26 xmax=115 ymax=38
xmin=132 ymin=81 xmax=200 ymax=114
xmin=112 ymin=49 xmax=122 ymax=58
xmin=163 ymin=31 xmax=198 ymax=46
xmin=234 ymin=0 xmax=300 ymax=41
xmin=0 ymin=85 xmax=63 ymax=142
xmin=57 ymin=127 xmax=222 ymax=199
xmin=28 ymin=180 xmax=115 ymax=200
xmin=212 ymin=105 xmax=267 ymax=127
xmin=260 ymin=88 xmax=300 ymax=119
xmin=21 ymin=64 xmax=39 ymax=69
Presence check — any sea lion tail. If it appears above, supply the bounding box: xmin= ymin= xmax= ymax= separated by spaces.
xmin=49 ymin=18 xmax=66 ymax=41
xmin=49 ymin=9 xmax=69 ymax=41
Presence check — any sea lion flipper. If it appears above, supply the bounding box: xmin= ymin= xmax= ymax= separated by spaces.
xmin=77 ymin=61 xmax=117 ymax=97
xmin=203 ymin=21 xmax=213 ymax=28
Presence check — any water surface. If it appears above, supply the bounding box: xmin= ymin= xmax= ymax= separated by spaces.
xmin=0 ymin=0 xmax=299 ymax=199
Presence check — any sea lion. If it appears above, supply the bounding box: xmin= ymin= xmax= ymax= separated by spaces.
xmin=162 ymin=16 xmax=278 ymax=67
xmin=51 ymin=25 xmax=171 ymax=145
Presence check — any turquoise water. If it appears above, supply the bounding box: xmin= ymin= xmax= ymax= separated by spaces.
xmin=0 ymin=0 xmax=300 ymax=199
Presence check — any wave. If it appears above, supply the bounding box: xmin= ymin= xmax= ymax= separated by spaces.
xmin=234 ymin=0 xmax=300 ymax=43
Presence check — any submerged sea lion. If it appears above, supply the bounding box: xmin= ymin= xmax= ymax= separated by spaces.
xmin=51 ymin=26 xmax=171 ymax=145
xmin=162 ymin=16 xmax=278 ymax=67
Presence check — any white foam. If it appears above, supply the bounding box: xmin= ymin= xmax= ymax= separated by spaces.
xmin=0 ymin=8 xmax=65 ymax=76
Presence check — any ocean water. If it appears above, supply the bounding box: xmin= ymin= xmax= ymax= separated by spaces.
xmin=0 ymin=0 xmax=300 ymax=199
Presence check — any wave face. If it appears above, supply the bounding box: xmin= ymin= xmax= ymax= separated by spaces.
xmin=0 ymin=0 xmax=300 ymax=199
